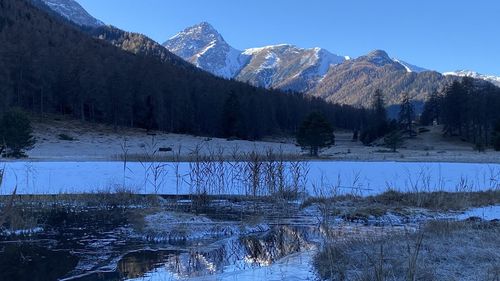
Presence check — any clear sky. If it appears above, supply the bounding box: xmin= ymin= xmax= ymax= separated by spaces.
xmin=78 ymin=0 xmax=500 ymax=75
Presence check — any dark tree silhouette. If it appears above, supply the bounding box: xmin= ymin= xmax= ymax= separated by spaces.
xmin=222 ymin=91 xmax=242 ymax=138
xmin=360 ymin=89 xmax=389 ymax=145
xmin=398 ymin=92 xmax=415 ymax=137
xmin=0 ymin=110 xmax=35 ymax=158
xmin=384 ymin=130 xmax=405 ymax=152
xmin=296 ymin=112 xmax=335 ymax=156
xmin=493 ymin=120 xmax=500 ymax=151
xmin=420 ymin=91 xmax=441 ymax=126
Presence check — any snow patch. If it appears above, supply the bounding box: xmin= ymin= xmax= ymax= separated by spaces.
xmin=457 ymin=205 xmax=500 ymax=221
xmin=393 ymin=58 xmax=428 ymax=73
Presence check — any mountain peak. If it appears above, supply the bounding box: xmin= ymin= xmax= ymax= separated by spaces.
xmin=39 ymin=0 xmax=104 ymax=27
xmin=360 ymin=50 xmax=397 ymax=67
xmin=169 ymin=22 xmax=222 ymax=41
xmin=367 ymin=49 xmax=390 ymax=59
xmin=164 ymin=22 xmax=246 ymax=78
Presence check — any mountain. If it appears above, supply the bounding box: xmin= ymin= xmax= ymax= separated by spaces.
xmin=309 ymin=50 xmax=455 ymax=106
xmin=443 ymin=70 xmax=500 ymax=87
xmin=237 ymin=45 xmax=346 ymax=92
xmin=1 ymin=0 xmax=363 ymax=140
xmin=164 ymin=23 xmax=458 ymax=100
xmin=164 ymin=23 xmax=347 ymax=92
xmin=163 ymin=22 xmax=247 ymax=78
xmin=37 ymin=0 xmax=104 ymax=27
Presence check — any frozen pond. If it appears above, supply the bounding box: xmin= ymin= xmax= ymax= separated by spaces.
xmin=1 ymin=161 xmax=499 ymax=195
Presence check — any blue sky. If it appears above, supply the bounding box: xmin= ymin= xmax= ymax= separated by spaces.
xmin=78 ymin=0 xmax=500 ymax=75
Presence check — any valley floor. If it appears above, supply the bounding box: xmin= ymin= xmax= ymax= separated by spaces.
xmin=21 ymin=118 xmax=500 ymax=163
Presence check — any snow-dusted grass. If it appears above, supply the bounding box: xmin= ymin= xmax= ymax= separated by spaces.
xmin=0 ymin=161 xmax=498 ymax=196
xmin=315 ymin=220 xmax=500 ymax=281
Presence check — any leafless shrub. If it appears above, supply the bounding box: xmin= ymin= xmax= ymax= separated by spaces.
xmin=139 ymin=136 xmax=168 ymax=194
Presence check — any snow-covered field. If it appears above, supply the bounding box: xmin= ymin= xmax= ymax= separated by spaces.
xmin=26 ymin=119 xmax=500 ymax=163
xmin=1 ymin=161 xmax=498 ymax=195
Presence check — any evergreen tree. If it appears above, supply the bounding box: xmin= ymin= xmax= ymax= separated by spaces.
xmin=398 ymin=93 xmax=415 ymax=137
xmin=384 ymin=130 xmax=405 ymax=152
xmin=493 ymin=120 xmax=500 ymax=151
xmin=360 ymin=89 xmax=388 ymax=145
xmin=296 ymin=112 xmax=335 ymax=156
xmin=420 ymin=91 xmax=441 ymax=126
xmin=373 ymin=89 xmax=388 ymax=136
xmin=222 ymin=91 xmax=242 ymax=138
xmin=0 ymin=109 xmax=35 ymax=158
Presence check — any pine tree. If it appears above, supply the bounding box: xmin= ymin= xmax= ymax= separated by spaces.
xmin=373 ymin=89 xmax=388 ymax=137
xmin=384 ymin=130 xmax=405 ymax=152
xmin=399 ymin=92 xmax=415 ymax=137
xmin=296 ymin=112 xmax=335 ymax=156
xmin=222 ymin=91 xmax=242 ymax=138
xmin=360 ymin=89 xmax=388 ymax=145
xmin=420 ymin=91 xmax=440 ymax=126
xmin=493 ymin=120 xmax=500 ymax=151
xmin=0 ymin=109 xmax=35 ymax=158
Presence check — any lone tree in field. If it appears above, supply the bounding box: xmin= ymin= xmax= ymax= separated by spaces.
xmin=384 ymin=130 xmax=405 ymax=152
xmin=0 ymin=110 xmax=35 ymax=158
xmin=297 ymin=112 xmax=335 ymax=156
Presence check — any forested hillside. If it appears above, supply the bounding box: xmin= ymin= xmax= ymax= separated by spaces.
xmin=0 ymin=0 xmax=364 ymax=139
xmin=421 ymin=77 xmax=500 ymax=149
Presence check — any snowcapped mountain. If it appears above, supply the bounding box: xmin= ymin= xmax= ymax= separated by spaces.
xmin=237 ymin=45 xmax=346 ymax=92
xmin=443 ymin=70 xmax=500 ymax=87
xmin=39 ymin=0 xmax=104 ymax=27
xmin=163 ymin=22 xmax=248 ymax=78
xmin=164 ymin=22 xmax=346 ymax=92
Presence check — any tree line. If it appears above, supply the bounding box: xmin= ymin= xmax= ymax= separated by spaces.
xmin=421 ymin=77 xmax=500 ymax=150
xmin=0 ymin=0 xmax=366 ymax=141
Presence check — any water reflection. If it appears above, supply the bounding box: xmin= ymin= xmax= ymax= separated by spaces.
xmin=0 ymin=243 xmax=78 ymax=281
xmin=118 ymin=225 xmax=317 ymax=280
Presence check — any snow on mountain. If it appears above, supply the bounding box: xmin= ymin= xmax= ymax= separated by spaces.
xmin=393 ymin=59 xmax=428 ymax=73
xmin=163 ymin=22 xmax=249 ymax=78
xmin=238 ymin=44 xmax=346 ymax=91
xmin=40 ymin=0 xmax=104 ymax=27
xmin=443 ymin=70 xmax=500 ymax=87
xmin=164 ymin=23 xmax=347 ymax=92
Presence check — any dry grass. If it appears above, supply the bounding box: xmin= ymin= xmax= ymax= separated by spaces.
xmin=315 ymin=220 xmax=500 ymax=281
xmin=302 ymin=190 xmax=500 ymax=220
xmin=368 ymin=189 xmax=500 ymax=211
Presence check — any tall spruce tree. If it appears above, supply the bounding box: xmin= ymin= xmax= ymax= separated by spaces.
xmin=360 ymin=89 xmax=388 ymax=144
xmin=420 ymin=91 xmax=441 ymax=126
xmin=296 ymin=112 xmax=335 ymax=156
xmin=0 ymin=109 xmax=35 ymax=158
xmin=399 ymin=92 xmax=415 ymax=137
